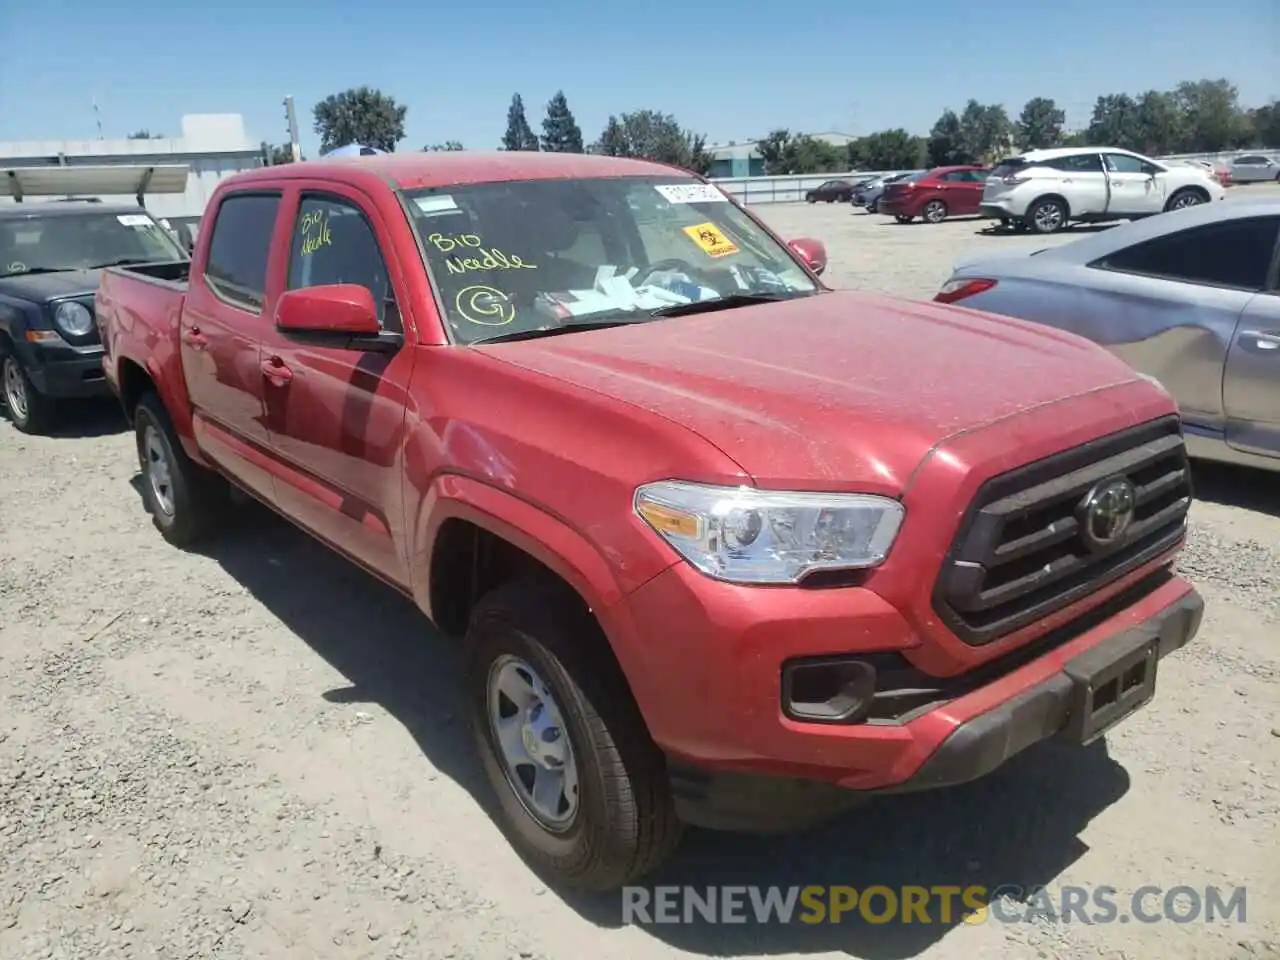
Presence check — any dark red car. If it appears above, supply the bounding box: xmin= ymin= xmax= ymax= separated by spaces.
xmin=879 ymin=165 xmax=990 ymax=223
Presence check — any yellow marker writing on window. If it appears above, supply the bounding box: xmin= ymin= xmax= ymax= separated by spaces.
xmin=682 ymin=222 xmax=739 ymax=258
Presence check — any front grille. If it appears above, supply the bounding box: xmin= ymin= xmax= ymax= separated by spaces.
xmin=933 ymin=416 xmax=1191 ymax=646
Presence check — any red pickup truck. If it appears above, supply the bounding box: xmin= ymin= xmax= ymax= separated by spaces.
xmin=96 ymin=152 xmax=1203 ymax=892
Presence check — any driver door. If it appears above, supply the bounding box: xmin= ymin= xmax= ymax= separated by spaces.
xmin=258 ymin=185 xmax=418 ymax=586
xmin=1103 ymin=153 xmax=1166 ymax=215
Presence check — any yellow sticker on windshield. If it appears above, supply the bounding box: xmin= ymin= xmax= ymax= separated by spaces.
xmin=683 ymin=222 xmax=739 ymax=258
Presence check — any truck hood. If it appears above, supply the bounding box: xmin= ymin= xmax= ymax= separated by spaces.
xmin=482 ymin=290 xmax=1142 ymax=493
xmin=0 ymin=269 xmax=100 ymax=303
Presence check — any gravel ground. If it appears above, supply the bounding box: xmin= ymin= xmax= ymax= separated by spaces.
xmin=1 ymin=199 xmax=1277 ymax=960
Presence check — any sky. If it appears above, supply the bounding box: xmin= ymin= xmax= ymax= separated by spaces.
xmin=1 ymin=0 xmax=1276 ymax=155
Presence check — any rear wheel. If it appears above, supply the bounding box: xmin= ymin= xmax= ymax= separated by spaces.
xmin=1027 ymin=197 xmax=1068 ymax=234
xmin=895 ymin=214 xmax=912 ymax=224
xmin=133 ymin=392 xmax=229 ymax=546
xmin=1 ymin=352 xmax=56 ymax=435
xmin=466 ymin=579 xmax=682 ymax=891
xmin=867 ymin=198 xmax=879 ymax=214
xmin=922 ymin=200 xmax=948 ymax=224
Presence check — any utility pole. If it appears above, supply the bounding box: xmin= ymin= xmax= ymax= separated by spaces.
xmin=283 ymin=95 xmax=301 ymax=162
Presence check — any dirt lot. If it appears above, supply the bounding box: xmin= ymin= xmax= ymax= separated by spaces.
xmin=2 ymin=201 xmax=1277 ymax=960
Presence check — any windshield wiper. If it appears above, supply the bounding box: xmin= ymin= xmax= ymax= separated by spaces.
xmin=471 ymin=317 xmax=651 ymax=345
xmin=648 ymin=292 xmax=804 ymax=319
xmin=88 ymin=256 xmax=164 ymax=269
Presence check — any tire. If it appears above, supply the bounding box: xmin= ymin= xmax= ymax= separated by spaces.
xmin=922 ymin=200 xmax=948 ymax=224
xmin=895 ymin=214 xmax=912 ymax=224
xmin=465 ymin=578 xmax=682 ymax=892
xmin=1 ymin=351 xmax=57 ymax=435
xmin=867 ymin=198 xmax=879 ymax=214
xmin=1165 ymin=187 xmax=1208 ymax=212
xmin=1027 ymin=197 xmax=1068 ymax=234
xmin=806 ymin=196 xmax=816 ymax=204
xmin=133 ymin=391 xmax=229 ymax=546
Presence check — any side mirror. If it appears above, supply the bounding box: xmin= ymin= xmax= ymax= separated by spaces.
xmin=274 ymin=283 xmax=402 ymax=353
xmin=789 ymin=237 xmax=828 ymax=276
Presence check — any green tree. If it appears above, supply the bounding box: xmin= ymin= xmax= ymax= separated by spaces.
xmin=425 ymin=141 xmax=464 ymax=151
xmin=1016 ymin=97 xmax=1065 ymax=150
xmin=540 ymin=91 xmax=584 ymax=153
xmin=851 ymin=129 xmax=924 ymax=170
xmin=1134 ymin=90 xmax=1183 ymax=155
xmin=755 ymin=129 xmax=843 ymax=174
xmin=1247 ymin=101 xmax=1280 ymax=148
xmin=926 ymin=110 xmax=970 ymax=166
xmin=592 ymin=110 xmax=711 ymax=173
xmin=958 ymin=100 xmax=1012 ymax=163
xmin=313 ymin=87 xmax=406 ymax=153
xmin=1173 ymin=79 xmax=1246 ymax=151
xmin=128 ymin=129 xmax=159 ymax=139
xmin=260 ymin=141 xmax=296 ymax=165
xmin=1087 ymin=93 xmax=1141 ymax=149
xmin=502 ymin=94 xmax=539 ymax=151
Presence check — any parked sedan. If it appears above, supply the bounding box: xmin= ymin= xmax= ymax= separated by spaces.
xmin=853 ymin=172 xmax=912 ymax=213
xmin=879 ymin=165 xmax=989 ymax=223
xmin=934 ymin=198 xmax=1280 ymax=473
xmin=805 ymin=179 xmax=857 ymax=203
xmin=1228 ymin=154 xmax=1280 ymax=184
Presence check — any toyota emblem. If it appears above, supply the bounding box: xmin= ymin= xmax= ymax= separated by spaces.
xmin=1079 ymin=476 xmax=1137 ymax=552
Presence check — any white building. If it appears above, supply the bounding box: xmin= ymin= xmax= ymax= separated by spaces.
xmin=0 ymin=114 xmax=264 ymax=218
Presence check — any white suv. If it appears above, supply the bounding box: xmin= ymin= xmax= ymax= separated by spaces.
xmin=980 ymin=147 xmax=1226 ymax=234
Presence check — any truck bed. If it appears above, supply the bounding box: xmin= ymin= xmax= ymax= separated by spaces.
xmin=96 ymin=260 xmax=193 ymax=402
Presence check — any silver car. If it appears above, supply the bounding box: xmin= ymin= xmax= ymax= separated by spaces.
xmin=934 ymin=198 xmax=1280 ymax=472
xmin=1228 ymin=154 xmax=1280 ymax=184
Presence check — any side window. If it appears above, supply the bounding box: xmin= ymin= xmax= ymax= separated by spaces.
xmin=1093 ymin=217 xmax=1280 ymax=291
xmin=940 ymin=171 xmax=966 ymax=182
xmin=204 ymin=193 xmax=281 ymax=311
xmin=964 ymin=170 xmax=989 ymax=182
xmin=1046 ymin=154 xmax=1104 ymax=173
xmin=286 ymin=195 xmax=400 ymax=332
xmin=1103 ymin=154 xmax=1145 ymax=174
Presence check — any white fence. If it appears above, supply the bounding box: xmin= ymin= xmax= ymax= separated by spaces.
xmin=712 ymin=147 xmax=1280 ymax=205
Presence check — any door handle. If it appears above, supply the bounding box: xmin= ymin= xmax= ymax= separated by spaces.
xmin=183 ymin=326 xmax=209 ymax=349
xmin=261 ymin=356 xmax=294 ymax=385
xmin=1243 ymin=330 xmax=1280 ymax=351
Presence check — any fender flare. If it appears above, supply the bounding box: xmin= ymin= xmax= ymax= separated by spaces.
xmin=411 ymin=473 xmax=626 ymax=624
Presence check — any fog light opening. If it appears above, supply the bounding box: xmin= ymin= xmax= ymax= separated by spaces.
xmin=782 ymin=658 xmax=877 ymax=724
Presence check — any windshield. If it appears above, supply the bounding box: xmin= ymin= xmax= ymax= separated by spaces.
xmin=402 ymin=176 xmax=819 ymax=344
xmin=0 ymin=211 xmax=186 ymax=278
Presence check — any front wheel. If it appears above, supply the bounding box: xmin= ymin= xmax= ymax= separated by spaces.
xmin=895 ymin=214 xmax=913 ymax=224
xmin=1027 ymin=198 xmax=1068 ymax=234
xmin=1 ymin=353 xmax=57 ymax=435
xmin=466 ymin=579 xmax=682 ymax=891
xmin=1165 ymin=188 xmax=1208 ymax=211
xmin=133 ymin=392 xmax=229 ymax=546
xmin=867 ymin=198 xmax=879 ymax=214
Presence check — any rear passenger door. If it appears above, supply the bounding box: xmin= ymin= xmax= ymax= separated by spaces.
xmin=258 ymin=187 xmax=416 ymax=586
xmin=179 ymin=191 xmax=284 ymax=503
xmin=1043 ymin=153 xmax=1109 ymax=217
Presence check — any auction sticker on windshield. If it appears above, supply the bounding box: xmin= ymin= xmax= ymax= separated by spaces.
xmin=683 ymin=222 xmax=739 ymax=258
xmin=117 ymin=214 xmax=153 ymax=227
xmin=655 ymin=183 xmax=728 ymax=204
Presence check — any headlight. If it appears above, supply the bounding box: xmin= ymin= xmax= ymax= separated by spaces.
xmin=634 ymin=480 xmax=904 ymax=584
xmin=53 ymin=301 xmax=94 ymax=337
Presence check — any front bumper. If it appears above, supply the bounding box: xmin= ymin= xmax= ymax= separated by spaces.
xmin=609 ymin=560 xmax=1198 ymax=829
xmin=21 ymin=338 xmax=110 ymax=399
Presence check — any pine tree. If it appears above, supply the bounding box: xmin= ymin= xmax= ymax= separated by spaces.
xmin=540 ymin=91 xmax=584 ymax=153
xmin=502 ymin=94 xmax=540 ymax=151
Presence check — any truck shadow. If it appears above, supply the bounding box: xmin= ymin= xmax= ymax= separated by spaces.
xmin=191 ymin=497 xmax=1131 ymax=960
xmin=1190 ymin=460 xmax=1280 ymax=518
